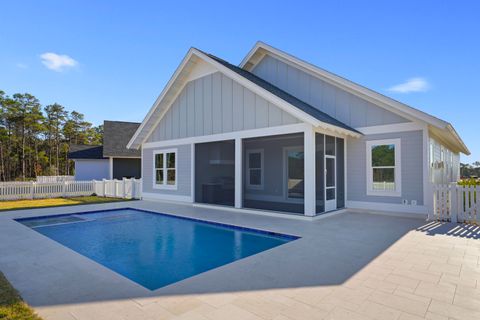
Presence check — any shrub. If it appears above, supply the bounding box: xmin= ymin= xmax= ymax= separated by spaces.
xmin=458 ymin=178 xmax=480 ymax=186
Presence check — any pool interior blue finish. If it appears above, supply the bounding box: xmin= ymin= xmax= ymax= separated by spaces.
xmin=17 ymin=208 xmax=298 ymax=290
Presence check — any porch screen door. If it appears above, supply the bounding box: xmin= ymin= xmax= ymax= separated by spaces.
xmin=325 ymin=135 xmax=337 ymax=211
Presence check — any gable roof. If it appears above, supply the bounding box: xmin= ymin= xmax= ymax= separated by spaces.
xmin=127 ymin=48 xmax=361 ymax=149
xmin=241 ymin=41 xmax=469 ymax=155
xmin=68 ymin=145 xmax=104 ymax=160
xmin=203 ymin=52 xmax=360 ymax=135
xmin=103 ymin=120 xmax=141 ymax=157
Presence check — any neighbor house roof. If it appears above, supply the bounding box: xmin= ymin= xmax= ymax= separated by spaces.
xmin=69 ymin=120 xmax=141 ymax=160
xmin=127 ymin=48 xmax=362 ymax=149
xmin=68 ymin=145 xmax=105 ymax=159
xmin=103 ymin=120 xmax=141 ymax=157
xmin=240 ymin=41 xmax=470 ymax=155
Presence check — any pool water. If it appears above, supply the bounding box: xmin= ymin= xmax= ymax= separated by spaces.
xmin=18 ymin=208 xmax=298 ymax=290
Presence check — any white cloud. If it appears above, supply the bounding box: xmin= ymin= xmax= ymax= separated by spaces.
xmin=388 ymin=77 xmax=430 ymax=93
xmin=40 ymin=52 xmax=78 ymax=72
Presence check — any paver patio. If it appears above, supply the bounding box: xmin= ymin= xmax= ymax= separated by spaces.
xmin=1 ymin=200 xmax=479 ymax=320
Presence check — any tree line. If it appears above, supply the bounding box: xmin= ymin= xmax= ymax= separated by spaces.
xmin=461 ymin=162 xmax=480 ymax=178
xmin=0 ymin=89 xmax=103 ymax=181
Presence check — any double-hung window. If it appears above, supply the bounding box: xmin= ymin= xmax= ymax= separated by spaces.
xmin=246 ymin=149 xmax=264 ymax=189
xmin=154 ymin=149 xmax=177 ymax=189
xmin=366 ymin=139 xmax=401 ymax=196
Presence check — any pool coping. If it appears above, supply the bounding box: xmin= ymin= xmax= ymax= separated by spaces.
xmin=16 ymin=207 xmax=301 ymax=240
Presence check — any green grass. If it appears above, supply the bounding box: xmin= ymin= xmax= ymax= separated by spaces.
xmin=0 ymin=196 xmax=133 ymax=212
xmin=0 ymin=272 xmax=42 ymax=320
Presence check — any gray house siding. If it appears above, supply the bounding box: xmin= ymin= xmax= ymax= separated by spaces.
xmin=243 ymin=134 xmax=304 ymax=202
xmin=347 ymin=130 xmax=424 ymax=205
xmin=252 ymin=55 xmax=410 ymax=128
xmin=430 ymin=136 xmax=460 ymax=184
xmin=142 ymin=144 xmax=191 ymax=196
xmin=147 ymin=72 xmax=300 ymax=143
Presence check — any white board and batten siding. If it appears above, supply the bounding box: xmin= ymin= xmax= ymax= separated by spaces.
xmin=251 ymin=55 xmax=410 ymax=128
xmin=143 ymin=71 xmax=305 ymax=201
xmin=147 ymin=72 xmax=301 ymax=142
xmin=430 ymin=136 xmax=460 ymax=185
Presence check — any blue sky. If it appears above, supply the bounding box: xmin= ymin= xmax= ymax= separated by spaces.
xmin=1 ymin=1 xmax=479 ymax=162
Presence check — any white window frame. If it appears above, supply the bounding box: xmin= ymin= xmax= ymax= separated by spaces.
xmin=246 ymin=149 xmax=264 ymax=190
xmin=153 ymin=148 xmax=178 ymax=190
xmin=366 ymin=139 xmax=401 ymax=197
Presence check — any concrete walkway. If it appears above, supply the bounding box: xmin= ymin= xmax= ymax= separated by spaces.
xmin=1 ymin=200 xmax=479 ymax=320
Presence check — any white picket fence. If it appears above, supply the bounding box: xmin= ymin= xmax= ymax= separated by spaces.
xmin=93 ymin=179 xmax=142 ymax=199
xmin=36 ymin=175 xmax=75 ymax=183
xmin=433 ymin=183 xmax=479 ymax=223
xmin=0 ymin=179 xmax=142 ymax=201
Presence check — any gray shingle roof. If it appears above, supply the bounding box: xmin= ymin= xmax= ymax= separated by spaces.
xmin=68 ymin=145 xmax=104 ymax=159
xmin=103 ymin=121 xmax=141 ymax=157
xmin=202 ymin=51 xmax=360 ymax=135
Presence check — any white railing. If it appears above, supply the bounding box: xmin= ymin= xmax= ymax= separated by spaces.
xmin=0 ymin=179 xmax=142 ymax=201
xmin=433 ymin=183 xmax=479 ymax=223
xmin=36 ymin=176 xmax=75 ymax=183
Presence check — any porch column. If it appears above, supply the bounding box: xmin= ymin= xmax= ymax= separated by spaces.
xmin=304 ymin=126 xmax=316 ymax=216
xmin=235 ymin=137 xmax=242 ymax=208
xmin=109 ymin=157 xmax=113 ymax=180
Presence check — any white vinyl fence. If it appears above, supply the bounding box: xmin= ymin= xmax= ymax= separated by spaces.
xmin=36 ymin=175 xmax=75 ymax=183
xmin=93 ymin=179 xmax=142 ymax=199
xmin=433 ymin=183 xmax=479 ymax=223
xmin=0 ymin=179 xmax=141 ymax=201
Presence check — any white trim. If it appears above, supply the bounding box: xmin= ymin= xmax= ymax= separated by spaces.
xmin=356 ymin=122 xmax=423 ymax=135
xmin=152 ymin=148 xmax=178 ymax=190
xmin=193 ymin=50 xmax=328 ymax=129
xmin=128 ymin=47 xmax=361 ymax=149
xmin=109 ymin=157 xmax=113 ymax=179
xmin=143 ymin=123 xmax=309 ymax=149
xmin=245 ymin=149 xmax=264 ymax=190
xmin=239 ymin=42 xmax=469 ymax=154
xmin=344 ymin=137 xmax=348 ymax=207
xmin=241 ymin=42 xmax=443 ymax=128
xmin=234 ymin=138 xmax=242 ymax=208
xmin=423 ymin=128 xmax=434 ymax=219
xmin=140 ymin=146 xmax=144 ymax=198
xmin=366 ymin=138 xmax=402 ymax=197
xmin=304 ymin=126 xmax=315 ymax=216
xmin=142 ymin=191 xmax=192 ymax=203
xmin=325 ymin=154 xmax=337 ymax=212
xmin=191 ymin=143 xmax=195 ymax=202
xmin=186 ymin=59 xmax=217 ymax=82
xmin=127 ymin=48 xmax=198 ymax=149
xmin=346 ymin=200 xmax=427 ymax=215
xmin=193 ymin=202 xmax=346 ymax=221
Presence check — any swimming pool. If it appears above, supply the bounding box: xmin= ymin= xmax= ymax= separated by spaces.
xmin=17 ymin=208 xmax=298 ymax=290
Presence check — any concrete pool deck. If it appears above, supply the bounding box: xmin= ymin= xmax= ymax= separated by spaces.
xmin=1 ymin=200 xmax=480 ymax=320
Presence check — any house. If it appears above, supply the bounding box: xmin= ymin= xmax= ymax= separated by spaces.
xmin=127 ymin=42 xmax=469 ymax=217
xmin=69 ymin=120 xmax=142 ymax=180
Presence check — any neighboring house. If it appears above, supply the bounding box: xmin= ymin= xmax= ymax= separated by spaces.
xmin=127 ymin=41 xmax=469 ymax=217
xmin=69 ymin=120 xmax=141 ymax=180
